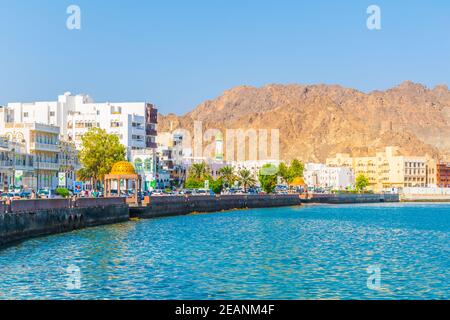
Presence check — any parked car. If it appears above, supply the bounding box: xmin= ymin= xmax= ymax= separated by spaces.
xmin=151 ymin=189 xmax=164 ymax=196
xmin=193 ymin=189 xmax=215 ymax=196
xmin=37 ymin=189 xmax=50 ymax=199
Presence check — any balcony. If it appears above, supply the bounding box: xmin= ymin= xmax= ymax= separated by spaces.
xmin=9 ymin=123 xmax=60 ymax=135
xmin=31 ymin=142 xmax=59 ymax=153
xmin=34 ymin=162 xmax=60 ymax=171
xmin=146 ymin=128 xmax=158 ymax=136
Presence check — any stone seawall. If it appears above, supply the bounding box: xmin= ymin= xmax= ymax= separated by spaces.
xmin=0 ymin=198 xmax=129 ymax=247
xmin=130 ymin=194 xmax=303 ymax=219
xmin=308 ymin=193 xmax=400 ymax=204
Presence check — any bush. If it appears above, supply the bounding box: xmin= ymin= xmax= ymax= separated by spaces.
xmin=184 ymin=178 xmax=204 ymax=189
xmin=210 ymin=178 xmax=224 ymax=194
xmin=55 ymin=188 xmax=70 ymax=198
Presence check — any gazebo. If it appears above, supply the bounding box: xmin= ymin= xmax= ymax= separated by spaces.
xmin=104 ymin=161 xmax=142 ymax=204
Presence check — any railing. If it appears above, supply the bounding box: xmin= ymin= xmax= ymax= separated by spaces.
xmin=34 ymin=162 xmax=60 ymax=171
xmin=31 ymin=142 xmax=59 ymax=152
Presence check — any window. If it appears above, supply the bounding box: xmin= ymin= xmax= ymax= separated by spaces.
xmin=23 ymin=112 xmax=28 ymax=118
xmin=50 ymin=111 xmax=56 ymax=117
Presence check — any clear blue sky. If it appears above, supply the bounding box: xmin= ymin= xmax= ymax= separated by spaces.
xmin=0 ymin=0 xmax=449 ymax=114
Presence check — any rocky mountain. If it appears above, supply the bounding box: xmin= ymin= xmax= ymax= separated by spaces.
xmin=158 ymin=81 xmax=450 ymax=162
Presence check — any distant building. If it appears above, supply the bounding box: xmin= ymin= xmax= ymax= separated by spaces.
xmin=304 ymin=163 xmax=354 ymax=190
xmin=326 ymin=147 xmax=437 ymax=192
xmin=437 ymin=162 xmax=450 ymax=187
xmin=230 ymin=160 xmax=281 ymax=178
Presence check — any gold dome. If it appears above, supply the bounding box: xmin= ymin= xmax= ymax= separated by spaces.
xmin=110 ymin=161 xmax=136 ymax=175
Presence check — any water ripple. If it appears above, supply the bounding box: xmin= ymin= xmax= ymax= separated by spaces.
xmin=0 ymin=203 xmax=449 ymax=299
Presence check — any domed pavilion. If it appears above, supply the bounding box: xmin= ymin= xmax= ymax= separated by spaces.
xmin=104 ymin=161 xmax=142 ymax=204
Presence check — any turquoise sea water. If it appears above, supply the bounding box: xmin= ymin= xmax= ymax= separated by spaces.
xmin=0 ymin=203 xmax=449 ymax=300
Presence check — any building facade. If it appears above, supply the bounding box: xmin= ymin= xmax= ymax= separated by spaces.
xmin=5 ymin=92 xmax=158 ymax=158
xmin=437 ymin=162 xmax=450 ymax=187
xmin=304 ymin=163 xmax=355 ymax=190
xmin=326 ymin=147 xmax=437 ymax=192
xmin=0 ymin=123 xmax=79 ymax=191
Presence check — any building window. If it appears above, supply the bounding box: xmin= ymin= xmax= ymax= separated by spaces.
xmin=23 ymin=112 xmax=28 ymax=118
xmin=50 ymin=111 xmax=56 ymax=117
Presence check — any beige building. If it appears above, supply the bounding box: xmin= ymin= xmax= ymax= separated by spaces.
xmin=326 ymin=147 xmax=436 ymax=192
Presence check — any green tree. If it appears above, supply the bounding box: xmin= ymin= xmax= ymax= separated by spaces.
xmin=184 ymin=178 xmax=204 ymax=189
xmin=278 ymin=159 xmax=304 ymax=186
xmin=218 ymin=166 xmax=236 ymax=188
xmin=210 ymin=178 xmax=224 ymax=194
xmin=78 ymin=128 xmax=126 ymax=188
xmin=55 ymin=188 xmax=70 ymax=198
xmin=188 ymin=162 xmax=211 ymax=181
xmin=237 ymin=169 xmax=256 ymax=192
xmin=290 ymin=159 xmax=304 ymax=178
xmin=258 ymin=164 xmax=278 ymax=194
xmin=278 ymin=162 xmax=294 ymax=185
xmin=355 ymin=174 xmax=369 ymax=193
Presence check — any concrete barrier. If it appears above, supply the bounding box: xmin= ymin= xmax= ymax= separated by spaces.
xmin=308 ymin=193 xmax=399 ymax=204
xmin=9 ymin=199 xmax=71 ymax=213
xmin=0 ymin=197 xmax=129 ymax=248
xmin=75 ymin=197 xmax=126 ymax=208
xmin=130 ymin=194 xmax=303 ymax=219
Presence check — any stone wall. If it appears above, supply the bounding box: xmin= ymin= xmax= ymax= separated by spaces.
xmin=0 ymin=198 xmax=129 ymax=247
xmin=130 ymin=194 xmax=303 ymax=219
xmin=308 ymin=193 xmax=400 ymax=204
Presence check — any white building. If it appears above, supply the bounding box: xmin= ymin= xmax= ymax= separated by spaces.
xmin=304 ymin=163 xmax=355 ymax=190
xmin=0 ymin=117 xmax=79 ymax=190
xmin=130 ymin=149 xmax=158 ymax=191
xmin=231 ymin=159 xmax=281 ymax=177
xmin=6 ymin=92 xmax=158 ymax=158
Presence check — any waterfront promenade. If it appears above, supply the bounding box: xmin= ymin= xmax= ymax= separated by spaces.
xmin=0 ymin=193 xmax=400 ymax=248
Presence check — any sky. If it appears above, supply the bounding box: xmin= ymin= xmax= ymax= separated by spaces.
xmin=0 ymin=0 xmax=449 ymax=115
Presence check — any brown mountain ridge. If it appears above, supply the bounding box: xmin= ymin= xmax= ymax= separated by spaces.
xmin=158 ymin=81 xmax=450 ymax=162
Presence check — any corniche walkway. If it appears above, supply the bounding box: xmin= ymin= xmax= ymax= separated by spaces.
xmin=0 ymin=194 xmax=400 ymax=248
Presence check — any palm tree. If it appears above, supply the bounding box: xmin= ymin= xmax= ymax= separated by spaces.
xmin=218 ymin=166 xmax=236 ymax=188
xmin=188 ymin=162 xmax=211 ymax=180
xmin=237 ymin=169 xmax=257 ymax=192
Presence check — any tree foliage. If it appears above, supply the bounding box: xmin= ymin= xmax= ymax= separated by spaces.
xmin=78 ymin=128 xmax=126 ymax=185
xmin=188 ymin=162 xmax=211 ymax=181
xmin=278 ymin=159 xmax=304 ymax=185
xmin=184 ymin=178 xmax=204 ymax=189
xmin=258 ymin=164 xmax=278 ymax=194
xmin=237 ymin=169 xmax=256 ymax=192
xmin=210 ymin=178 xmax=224 ymax=194
xmin=218 ymin=166 xmax=236 ymax=187
xmin=355 ymin=174 xmax=369 ymax=192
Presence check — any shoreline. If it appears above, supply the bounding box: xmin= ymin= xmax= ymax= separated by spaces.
xmin=1 ymin=193 xmax=400 ymax=249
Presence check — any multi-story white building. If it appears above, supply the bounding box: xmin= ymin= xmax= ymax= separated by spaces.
xmin=5 ymin=92 xmax=158 ymax=158
xmin=0 ymin=136 xmax=34 ymax=191
xmin=0 ymin=120 xmax=79 ymax=190
xmin=304 ymin=163 xmax=355 ymax=190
